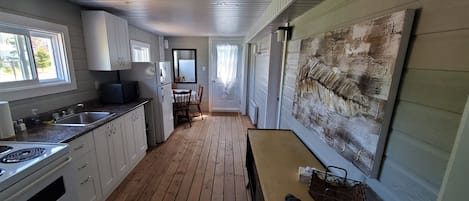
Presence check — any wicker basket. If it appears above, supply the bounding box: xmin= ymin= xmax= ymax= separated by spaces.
xmin=309 ymin=166 xmax=365 ymax=201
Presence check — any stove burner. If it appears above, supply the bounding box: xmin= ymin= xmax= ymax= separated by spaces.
xmin=1 ymin=148 xmax=46 ymax=163
xmin=0 ymin=146 xmax=13 ymax=154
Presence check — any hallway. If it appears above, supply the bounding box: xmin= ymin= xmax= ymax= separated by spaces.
xmin=107 ymin=113 xmax=254 ymax=201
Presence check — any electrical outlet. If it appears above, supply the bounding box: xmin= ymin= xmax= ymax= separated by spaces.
xmin=94 ymin=80 xmax=100 ymax=90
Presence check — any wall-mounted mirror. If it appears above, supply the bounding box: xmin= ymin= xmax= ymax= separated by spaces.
xmin=172 ymin=49 xmax=197 ymax=83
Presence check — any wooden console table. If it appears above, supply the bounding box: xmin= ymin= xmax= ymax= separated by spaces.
xmin=246 ymin=129 xmax=326 ymax=201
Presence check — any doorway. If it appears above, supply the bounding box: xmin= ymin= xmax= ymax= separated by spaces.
xmin=208 ymin=37 xmax=244 ymax=112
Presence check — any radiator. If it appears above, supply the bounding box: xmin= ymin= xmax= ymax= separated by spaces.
xmin=248 ymin=99 xmax=258 ymax=126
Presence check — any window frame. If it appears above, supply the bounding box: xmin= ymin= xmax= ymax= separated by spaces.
xmin=31 ymin=30 xmax=72 ymax=83
xmin=0 ymin=11 xmax=77 ymax=101
xmin=0 ymin=25 xmax=37 ymax=84
xmin=130 ymin=40 xmax=151 ymax=62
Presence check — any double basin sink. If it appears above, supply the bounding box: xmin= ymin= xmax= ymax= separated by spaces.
xmin=53 ymin=112 xmax=116 ymax=127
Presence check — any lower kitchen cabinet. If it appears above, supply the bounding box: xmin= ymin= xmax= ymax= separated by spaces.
xmin=134 ymin=106 xmax=147 ymax=156
xmin=93 ymin=123 xmax=117 ymax=197
xmin=111 ymin=117 xmax=130 ymax=180
xmin=69 ymin=133 xmax=102 ymax=201
xmin=123 ymin=106 xmax=147 ymax=168
xmin=123 ymin=111 xmax=139 ymax=167
xmin=93 ymin=118 xmax=129 ymax=198
xmin=92 ymin=105 xmax=147 ymax=199
xmin=69 ymin=105 xmax=148 ymax=201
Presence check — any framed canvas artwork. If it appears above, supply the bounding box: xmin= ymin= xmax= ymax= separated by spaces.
xmin=293 ymin=10 xmax=415 ymax=176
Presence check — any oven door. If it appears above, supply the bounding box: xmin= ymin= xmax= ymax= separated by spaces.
xmin=2 ymin=155 xmax=78 ymax=201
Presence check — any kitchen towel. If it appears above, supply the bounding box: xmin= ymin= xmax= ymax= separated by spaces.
xmin=0 ymin=101 xmax=15 ymax=139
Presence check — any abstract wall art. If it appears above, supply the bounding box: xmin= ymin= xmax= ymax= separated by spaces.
xmin=293 ymin=10 xmax=415 ymax=176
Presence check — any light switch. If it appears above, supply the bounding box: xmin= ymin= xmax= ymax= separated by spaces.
xmin=202 ymin=66 xmax=206 ymax=71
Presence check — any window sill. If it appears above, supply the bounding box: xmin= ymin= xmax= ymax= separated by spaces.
xmin=0 ymin=81 xmax=77 ymax=101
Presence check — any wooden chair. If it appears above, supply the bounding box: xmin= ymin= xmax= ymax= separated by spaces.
xmin=173 ymin=89 xmax=192 ymax=127
xmin=190 ymin=84 xmax=204 ymax=119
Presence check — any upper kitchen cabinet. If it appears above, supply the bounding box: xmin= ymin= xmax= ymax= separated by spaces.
xmin=81 ymin=11 xmax=131 ymax=71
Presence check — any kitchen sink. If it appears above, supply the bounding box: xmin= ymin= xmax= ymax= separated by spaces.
xmin=53 ymin=111 xmax=116 ymax=127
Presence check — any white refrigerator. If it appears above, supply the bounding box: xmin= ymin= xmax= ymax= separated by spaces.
xmin=121 ymin=61 xmax=174 ymax=145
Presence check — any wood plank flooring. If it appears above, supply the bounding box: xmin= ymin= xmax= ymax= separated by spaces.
xmin=107 ymin=113 xmax=254 ymax=201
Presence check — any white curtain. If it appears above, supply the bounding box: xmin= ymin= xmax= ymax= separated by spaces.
xmin=216 ymin=44 xmax=238 ymax=94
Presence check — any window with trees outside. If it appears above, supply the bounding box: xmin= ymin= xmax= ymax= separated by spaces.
xmin=0 ymin=11 xmax=76 ymax=101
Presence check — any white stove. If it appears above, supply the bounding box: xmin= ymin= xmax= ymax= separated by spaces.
xmin=0 ymin=141 xmax=77 ymax=201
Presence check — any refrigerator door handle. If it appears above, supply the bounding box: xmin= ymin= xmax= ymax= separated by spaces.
xmin=160 ymin=87 xmax=165 ymax=102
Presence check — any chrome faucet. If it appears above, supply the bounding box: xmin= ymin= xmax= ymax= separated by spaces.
xmin=54 ymin=103 xmax=85 ymax=120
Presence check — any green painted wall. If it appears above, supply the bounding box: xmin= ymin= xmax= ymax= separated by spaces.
xmin=277 ymin=0 xmax=469 ymax=200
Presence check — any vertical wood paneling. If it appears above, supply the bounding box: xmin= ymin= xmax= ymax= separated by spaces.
xmin=252 ymin=35 xmax=271 ymax=128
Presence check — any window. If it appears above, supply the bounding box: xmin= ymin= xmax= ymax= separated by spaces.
xmin=216 ymin=44 xmax=238 ymax=89
xmin=0 ymin=11 xmax=76 ymax=101
xmin=130 ymin=40 xmax=151 ymax=62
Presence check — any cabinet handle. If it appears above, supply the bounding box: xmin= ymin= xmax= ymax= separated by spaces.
xmin=78 ymin=162 xmax=89 ymax=171
xmin=73 ymin=144 xmax=85 ymax=151
xmin=80 ymin=176 xmax=92 ymax=185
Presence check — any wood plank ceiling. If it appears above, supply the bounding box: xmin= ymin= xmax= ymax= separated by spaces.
xmin=70 ymin=0 xmax=271 ymax=36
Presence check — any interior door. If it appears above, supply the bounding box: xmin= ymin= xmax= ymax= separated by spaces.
xmin=209 ymin=38 xmax=243 ymax=112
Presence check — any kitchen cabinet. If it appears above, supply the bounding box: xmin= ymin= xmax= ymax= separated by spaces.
xmin=67 ymin=105 xmax=147 ymax=201
xmin=82 ymin=10 xmax=131 ymax=71
xmin=123 ymin=111 xmax=138 ymax=167
xmin=111 ymin=117 xmax=130 ymax=180
xmin=134 ymin=106 xmax=148 ymax=155
xmin=69 ymin=133 xmax=102 ymax=201
xmin=93 ymin=119 xmax=129 ymax=197
xmin=123 ymin=106 xmax=147 ymax=168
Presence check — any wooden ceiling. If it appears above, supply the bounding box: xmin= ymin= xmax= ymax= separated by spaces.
xmin=71 ymin=0 xmax=272 ymax=36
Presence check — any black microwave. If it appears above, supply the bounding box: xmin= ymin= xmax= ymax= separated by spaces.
xmin=100 ymin=81 xmax=139 ymax=104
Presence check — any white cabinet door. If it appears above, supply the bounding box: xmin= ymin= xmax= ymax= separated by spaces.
xmin=82 ymin=10 xmax=131 ymax=71
xmin=93 ymin=124 xmax=116 ymax=196
xmin=134 ymin=107 xmax=147 ymax=154
xmin=75 ymin=153 xmax=102 ymax=201
xmin=110 ymin=118 xmax=129 ymax=180
xmin=105 ymin=12 xmax=119 ymax=69
xmin=69 ymin=133 xmax=102 ymax=201
xmin=123 ymin=112 xmax=138 ymax=167
xmin=118 ymin=17 xmax=131 ymax=69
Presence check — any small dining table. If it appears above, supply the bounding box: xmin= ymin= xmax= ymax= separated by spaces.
xmin=172 ymin=88 xmax=198 ymax=102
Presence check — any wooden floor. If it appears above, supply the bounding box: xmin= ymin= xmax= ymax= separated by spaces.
xmin=107 ymin=113 xmax=254 ymax=201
